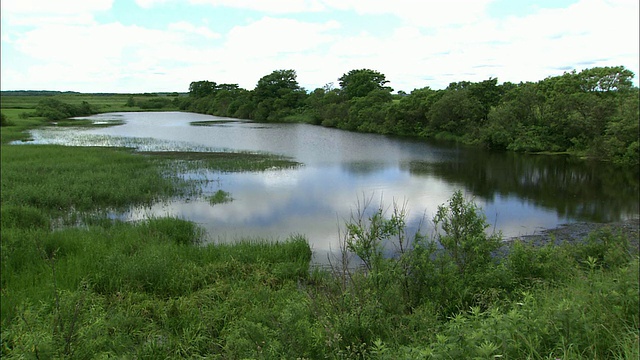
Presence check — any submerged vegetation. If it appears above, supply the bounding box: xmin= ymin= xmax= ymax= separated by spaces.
xmin=176 ymin=66 xmax=639 ymax=165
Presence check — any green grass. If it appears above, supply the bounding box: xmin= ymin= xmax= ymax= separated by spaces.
xmin=1 ymin=93 xmax=180 ymax=113
xmin=139 ymin=151 xmax=301 ymax=172
xmin=1 ymin=145 xmax=178 ymax=214
xmin=208 ymin=190 xmax=233 ymax=205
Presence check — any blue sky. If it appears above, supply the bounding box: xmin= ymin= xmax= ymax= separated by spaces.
xmin=1 ymin=0 xmax=638 ymax=93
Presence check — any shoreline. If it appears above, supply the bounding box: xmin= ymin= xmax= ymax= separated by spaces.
xmin=505 ymin=217 xmax=639 ymax=251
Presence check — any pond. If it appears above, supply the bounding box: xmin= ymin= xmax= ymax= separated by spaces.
xmin=22 ymin=111 xmax=640 ymax=262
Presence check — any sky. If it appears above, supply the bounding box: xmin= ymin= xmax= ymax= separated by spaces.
xmin=1 ymin=0 xmax=638 ymax=93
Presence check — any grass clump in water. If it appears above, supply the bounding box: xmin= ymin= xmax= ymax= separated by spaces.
xmin=208 ymin=190 xmax=233 ymax=205
xmin=139 ymin=150 xmax=301 ymax=172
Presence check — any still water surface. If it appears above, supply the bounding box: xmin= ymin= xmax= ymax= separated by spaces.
xmin=24 ymin=112 xmax=639 ymax=261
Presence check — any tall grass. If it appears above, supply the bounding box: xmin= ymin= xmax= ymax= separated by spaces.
xmin=1 ymin=219 xmax=313 ymax=358
xmin=1 ymin=145 xmax=178 ymax=215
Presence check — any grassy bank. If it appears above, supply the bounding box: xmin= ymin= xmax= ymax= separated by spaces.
xmin=0 ymin=140 xmax=313 ymax=358
xmin=1 ymin=98 xmax=637 ymax=358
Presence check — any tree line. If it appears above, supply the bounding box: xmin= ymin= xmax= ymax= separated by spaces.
xmin=175 ymin=66 xmax=638 ymax=165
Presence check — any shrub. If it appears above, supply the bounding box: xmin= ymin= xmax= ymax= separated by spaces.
xmin=34 ymin=99 xmax=96 ymax=121
xmin=1 ymin=113 xmax=14 ymax=126
xmin=433 ymin=190 xmax=502 ymax=276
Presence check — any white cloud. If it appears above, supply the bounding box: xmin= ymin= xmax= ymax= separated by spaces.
xmin=2 ymin=0 xmax=637 ymax=92
xmin=1 ymin=0 xmax=113 ymax=14
xmin=322 ymin=0 xmax=494 ymax=28
xmin=136 ymin=0 xmax=325 ymax=13
xmin=190 ymin=0 xmax=326 ymax=13
xmin=224 ymin=17 xmax=339 ymax=58
xmin=367 ymin=0 xmax=640 ymax=89
xmin=168 ymin=21 xmax=221 ymax=39
xmin=135 ymin=0 xmax=170 ymax=9
xmin=1 ymin=0 xmax=112 ymax=27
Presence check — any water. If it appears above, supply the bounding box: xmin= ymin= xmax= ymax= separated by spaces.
xmin=21 ymin=111 xmax=640 ymax=261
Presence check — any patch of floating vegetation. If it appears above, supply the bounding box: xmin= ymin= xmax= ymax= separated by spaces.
xmin=190 ymin=119 xmax=273 ymax=130
xmin=190 ymin=120 xmax=250 ymax=126
xmin=11 ymin=128 xmax=302 ymax=172
xmin=139 ymin=150 xmax=302 ymax=172
xmin=12 ymin=129 xmax=219 ymax=152
xmin=207 ymin=189 xmax=233 ymax=205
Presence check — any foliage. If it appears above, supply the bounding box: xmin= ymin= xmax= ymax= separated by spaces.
xmin=310 ymin=193 xmax=638 ymax=358
xmin=433 ymin=190 xmax=501 ymax=275
xmin=1 ymin=112 xmax=13 ymax=126
xmin=181 ymin=65 xmax=638 ymax=165
xmin=35 ymin=98 xmax=96 ymax=121
xmin=136 ymin=97 xmax=173 ymax=109
xmin=338 ymin=68 xmax=393 ymax=99
xmin=208 ymin=189 xmax=233 ymax=205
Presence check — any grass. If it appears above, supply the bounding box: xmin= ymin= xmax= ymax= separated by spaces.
xmin=1 ymin=92 xmax=180 ymax=113
xmin=0 ymin=145 xmax=179 ymax=215
xmin=208 ymin=190 xmax=233 ymax=205
xmin=139 ymin=151 xmax=301 ymax=172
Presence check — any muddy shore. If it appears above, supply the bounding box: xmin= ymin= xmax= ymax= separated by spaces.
xmin=505 ymin=217 xmax=639 ymax=253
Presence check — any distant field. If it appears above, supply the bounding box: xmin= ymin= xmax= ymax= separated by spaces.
xmin=1 ymin=92 xmax=185 ymax=113
xmin=0 ymin=91 xmax=185 ymax=143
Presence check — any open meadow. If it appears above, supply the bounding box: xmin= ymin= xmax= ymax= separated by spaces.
xmin=1 ymin=93 xmax=638 ymax=359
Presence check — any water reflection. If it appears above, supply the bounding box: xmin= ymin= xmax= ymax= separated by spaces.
xmin=405 ymin=151 xmax=639 ymax=222
xmin=17 ymin=112 xmax=640 ymax=262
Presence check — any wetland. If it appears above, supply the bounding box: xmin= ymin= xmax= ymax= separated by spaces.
xmin=17 ymin=111 xmax=639 ymax=260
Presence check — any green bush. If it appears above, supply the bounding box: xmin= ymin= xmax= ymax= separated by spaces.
xmin=1 ymin=113 xmax=14 ymax=126
xmin=572 ymin=227 xmax=632 ymax=269
xmin=34 ymin=99 xmax=95 ymax=121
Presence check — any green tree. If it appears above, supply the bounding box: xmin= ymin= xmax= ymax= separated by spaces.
xmin=344 ymin=89 xmax=393 ymax=132
xmin=254 ymin=69 xmax=302 ymax=101
xmin=188 ymin=80 xmax=218 ymax=98
xmin=397 ymin=87 xmax=442 ymax=135
xmin=428 ymin=88 xmax=484 ymax=138
xmin=602 ymin=89 xmax=640 ymax=165
xmin=467 ymin=78 xmax=503 ymax=121
xmin=576 ymin=65 xmax=635 ymax=93
xmin=338 ymin=69 xmax=392 ymax=99
xmin=252 ymin=69 xmax=306 ymax=121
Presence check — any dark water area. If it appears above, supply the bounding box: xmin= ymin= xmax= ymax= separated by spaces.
xmin=406 ymin=150 xmax=639 ymax=223
xmin=22 ymin=112 xmax=639 ymax=261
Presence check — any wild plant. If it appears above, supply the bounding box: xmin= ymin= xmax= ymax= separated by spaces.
xmin=432 ymin=190 xmax=502 ymax=277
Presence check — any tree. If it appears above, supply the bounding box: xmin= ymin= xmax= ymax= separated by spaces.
xmin=427 ymin=88 xmax=483 ymax=137
xmin=577 ymin=66 xmax=635 ymax=93
xmin=254 ymin=70 xmax=302 ymax=101
xmin=252 ymin=69 xmax=306 ymax=121
xmin=188 ymin=80 xmax=218 ymax=98
xmin=338 ymin=69 xmax=392 ymax=99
